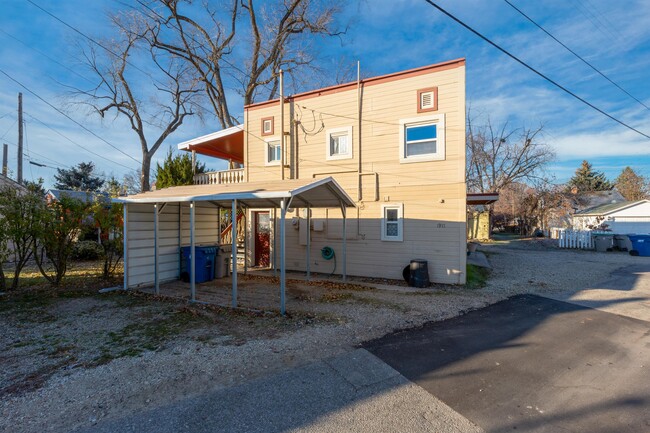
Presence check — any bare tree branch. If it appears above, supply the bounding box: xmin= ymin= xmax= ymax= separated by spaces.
xmin=466 ymin=113 xmax=555 ymax=194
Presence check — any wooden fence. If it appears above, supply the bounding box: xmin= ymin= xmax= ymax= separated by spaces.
xmin=552 ymin=228 xmax=611 ymax=249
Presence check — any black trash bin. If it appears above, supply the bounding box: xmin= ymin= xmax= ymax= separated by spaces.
xmin=409 ymin=259 xmax=430 ymax=288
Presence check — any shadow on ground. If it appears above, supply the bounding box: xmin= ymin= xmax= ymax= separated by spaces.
xmin=364 ymin=294 xmax=650 ymax=433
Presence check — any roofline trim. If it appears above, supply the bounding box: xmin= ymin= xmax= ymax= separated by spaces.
xmin=575 ymin=199 xmax=650 ymax=216
xmin=244 ymin=58 xmax=466 ymax=111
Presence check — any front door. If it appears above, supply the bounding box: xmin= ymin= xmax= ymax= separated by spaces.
xmin=254 ymin=211 xmax=271 ymax=267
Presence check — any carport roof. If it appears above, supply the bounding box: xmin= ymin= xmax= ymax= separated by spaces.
xmin=113 ymin=176 xmax=356 ymax=209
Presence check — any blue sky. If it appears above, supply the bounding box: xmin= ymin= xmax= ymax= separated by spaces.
xmin=1 ymin=0 xmax=649 ymax=189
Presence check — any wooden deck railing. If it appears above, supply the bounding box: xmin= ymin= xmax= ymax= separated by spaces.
xmin=194 ymin=168 xmax=244 ymax=185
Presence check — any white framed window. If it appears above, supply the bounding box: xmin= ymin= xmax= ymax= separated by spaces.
xmin=265 ymin=138 xmax=281 ymax=166
xmin=326 ymin=126 xmax=353 ymax=160
xmin=381 ymin=203 xmax=403 ymax=242
xmin=399 ymin=114 xmax=445 ymax=163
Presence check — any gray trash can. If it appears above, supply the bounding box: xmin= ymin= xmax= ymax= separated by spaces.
xmin=614 ymin=235 xmax=632 ymax=252
xmin=409 ymin=259 xmax=430 ymax=288
xmin=215 ymin=244 xmax=232 ymax=278
xmin=594 ymin=235 xmax=614 ymax=252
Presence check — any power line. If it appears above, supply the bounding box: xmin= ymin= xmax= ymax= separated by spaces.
xmin=503 ymin=0 xmax=649 ymax=111
xmin=1 ymin=119 xmax=17 ymax=140
xmin=22 ymin=112 xmax=136 ymax=171
xmin=422 ymin=0 xmax=650 ymax=140
xmin=0 ymin=29 xmax=95 ymax=85
xmin=0 ymin=69 xmax=141 ymax=167
xmin=4 ymin=138 xmax=72 ymax=170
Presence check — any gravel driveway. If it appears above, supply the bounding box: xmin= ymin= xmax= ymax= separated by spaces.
xmin=2 ymin=238 xmax=645 ymax=433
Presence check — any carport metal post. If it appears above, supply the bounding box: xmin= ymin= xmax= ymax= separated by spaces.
xmin=280 ymin=197 xmax=292 ymax=315
xmin=190 ymin=201 xmax=196 ymax=302
xmin=341 ymin=202 xmax=347 ymax=282
xmin=243 ymin=205 xmax=248 ymax=275
xmin=231 ymin=199 xmax=238 ymax=308
xmin=306 ymin=205 xmax=311 ymax=280
xmin=154 ymin=203 xmax=159 ymax=295
xmin=272 ymin=208 xmax=277 ymax=276
xmin=123 ymin=204 xmax=128 ymax=290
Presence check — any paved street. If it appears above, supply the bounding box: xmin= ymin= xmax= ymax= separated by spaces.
xmin=365 ymin=293 xmax=650 ymax=433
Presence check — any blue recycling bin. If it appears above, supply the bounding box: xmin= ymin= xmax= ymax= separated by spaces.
xmin=627 ymin=235 xmax=650 ymax=257
xmin=180 ymin=246 xmax=217 ymax=283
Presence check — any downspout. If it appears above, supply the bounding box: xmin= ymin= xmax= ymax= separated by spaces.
xmin=357 ymin=60 xmax=362 ymax=202
xmin=279 ymin=69 xmax=285 ymax=180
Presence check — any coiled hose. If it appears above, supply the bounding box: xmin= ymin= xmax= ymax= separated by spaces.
xmin=321 ymin=246 xmax=336 ymax=276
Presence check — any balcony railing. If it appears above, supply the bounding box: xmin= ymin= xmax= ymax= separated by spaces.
xmin=194 ymin=168 xmax=244 ymax=185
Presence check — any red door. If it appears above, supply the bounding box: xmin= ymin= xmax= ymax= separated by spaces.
xmin=254 ymin=212 xmax=271 ymax=267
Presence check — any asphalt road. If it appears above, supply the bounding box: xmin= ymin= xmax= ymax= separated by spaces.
xmin=365 ymin=294 xmax=650 ymax=433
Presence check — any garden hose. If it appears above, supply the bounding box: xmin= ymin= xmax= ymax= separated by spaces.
xmin=321 ymin=246 xmax=337 ymax=276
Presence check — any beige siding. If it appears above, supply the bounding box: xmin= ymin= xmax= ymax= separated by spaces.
xmin=125 ymin=202 xmax=220 ymax=288
xmin=245 ymin=63 xmax=467 ymax=284
xmin=274 ymin=183 xmax=466 ymax=284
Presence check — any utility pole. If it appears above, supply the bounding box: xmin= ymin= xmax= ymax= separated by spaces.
xmin=2 ymin=143 xmax=7 ymax=177
xmin=17 ymin=92 xmax=23 ymax=184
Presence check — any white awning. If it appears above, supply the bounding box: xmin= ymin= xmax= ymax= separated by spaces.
xmin=114 ymin=177 xmax=356 ymax=209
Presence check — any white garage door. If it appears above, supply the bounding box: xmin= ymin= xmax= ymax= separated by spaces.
xmin=610 ymin=218 xmax=650 ymax=234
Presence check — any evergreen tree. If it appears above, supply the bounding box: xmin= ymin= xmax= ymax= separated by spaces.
xmin=155 ymin=149 xmax=206 ymax=189
xmin=53 ymin=162 xmax=104 ymax=192
xmin=567 ymin=160 xmax=613 ymax=192
xmin=616 ymin=167 xmax=649 ymax=201
xmin=103 ymin=176 xmax=123 ymax=197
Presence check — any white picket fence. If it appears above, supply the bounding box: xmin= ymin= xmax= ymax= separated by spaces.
xmin=553 ymin=228 xmax=611 ymax=250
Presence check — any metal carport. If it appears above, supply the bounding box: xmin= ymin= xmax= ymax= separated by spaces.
xmin=114 ymin=177 xmax=355 ymax=315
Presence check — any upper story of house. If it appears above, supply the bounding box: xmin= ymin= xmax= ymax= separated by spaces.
xmin=184 ymin=58 xmax=466 ymax=198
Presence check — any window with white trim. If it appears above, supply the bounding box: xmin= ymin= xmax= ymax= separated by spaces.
xmin=326 ymin=126 xmax=353 ymax=160
xmin=265 ymin=139 xmax=281 ymax=165
xmin=399 ymin=114 xmax=445 ymax=163
xmin=381 ymin=204 xmax=403 ymax=242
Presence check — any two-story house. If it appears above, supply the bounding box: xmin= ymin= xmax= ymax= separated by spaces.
xmin=117 ymin=58 xmax=467 ymax=312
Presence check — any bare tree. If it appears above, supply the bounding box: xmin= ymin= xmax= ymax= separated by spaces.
xmin=136 ymin=0 xmax=344 ymax=129
xmin=466 ymin=115 xmax=555 ymax=193
xmin=77 ymin=12 xmax=202 ymax=192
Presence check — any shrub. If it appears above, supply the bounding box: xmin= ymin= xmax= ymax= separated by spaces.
xmin=72 ymin=240 xmax=104 ymax=261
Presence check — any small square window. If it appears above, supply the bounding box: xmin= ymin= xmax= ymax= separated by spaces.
xmin=399 ymin=114 xmax=445 ymax=163
xmin=325 ymin=126 xmax=353 ymax=160
xmin=265 ymin=139 xmax=281 ymax=165
xmin=381 ymin=204 xmax=403 ymax=242
xmin=261 ymin=117 xmax=274 ymax=136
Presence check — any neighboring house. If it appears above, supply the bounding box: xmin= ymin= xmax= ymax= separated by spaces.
xmin=549 ymin=189 xmax=625 ymax=228
xmin=573 ymin=200 xmax=650 ymax=233
xmin=0 ymin=173 xmax=27 ymax=192
xmin=45 ymin=189 xmax=108 ymax=204
xmin=45 ymin=189 xmax=111 ymax=203
xmin=467 ymin=193 xmax=499 ymax=240
xmin=117 ymin=58 xmax=468 ymax=308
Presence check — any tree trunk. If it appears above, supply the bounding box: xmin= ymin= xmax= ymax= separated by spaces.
xmin=141 ymin=156 xmax=151 ymax=192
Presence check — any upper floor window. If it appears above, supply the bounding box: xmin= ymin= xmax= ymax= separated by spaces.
xmin=261 ymin=117 xmax=274 ymax=136
xmin=399 ymin=114 xmax=445 ymax=163
xmin=326 ymin=126 xmax=353 ymax=160
xmin=265 ymin=139 xmax=281 ymax=165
